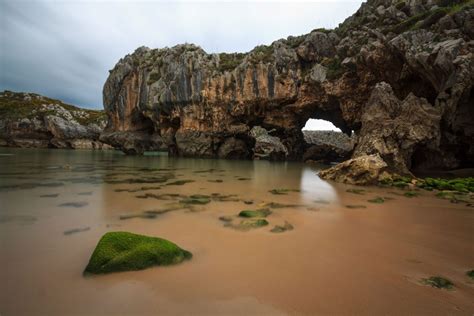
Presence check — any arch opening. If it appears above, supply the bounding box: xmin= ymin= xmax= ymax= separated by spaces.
xmin=301 ymin=118 xmax=353 ymax=164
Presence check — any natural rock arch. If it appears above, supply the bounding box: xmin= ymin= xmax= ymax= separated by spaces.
xmin=100 ymin=0 xmax=474 ymax=178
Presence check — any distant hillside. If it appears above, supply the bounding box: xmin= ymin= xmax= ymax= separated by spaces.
xmin=0 ymin=90 xmax=110 ymax=149
xmin=0 ymin=90 xmax=106 ymax=125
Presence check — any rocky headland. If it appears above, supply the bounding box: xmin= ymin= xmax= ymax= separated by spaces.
xmin=0 ymin=91 xmax=111 ymax=149
xmin=101 ymin=0 xmax=471 ymax=182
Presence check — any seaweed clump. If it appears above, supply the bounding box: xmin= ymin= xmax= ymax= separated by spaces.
xmin=84 ymin=232 xmax=192 ymax=275
xmin=238 ymin=208 xmax=271 ymax=218
xmin=421 ymin=276 xmax=454 ymax=290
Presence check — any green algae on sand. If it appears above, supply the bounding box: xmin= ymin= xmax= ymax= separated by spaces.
xmin=421 ymin=276 xmax=454 ymax=290
xmin=345 ymin=205 xmax=367 ymax=209
xmin=368 ymin=197 xmax=385 ymax=204
xmin=238 ymin=208 xmax=271 ymax=218
xmin=84 ymin=232 xmax=192 ymax=275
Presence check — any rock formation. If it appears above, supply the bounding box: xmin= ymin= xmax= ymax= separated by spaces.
xmin=0 ymin=91 xmax=111 ymax=149
xmin=101 ymin=0 xmax=474 ymax=179
xmin=302 ymin=130 xmax=353 ymax=163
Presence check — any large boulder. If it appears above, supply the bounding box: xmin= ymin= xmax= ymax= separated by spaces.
xmin=249 ymin=126 xmax=288 ymax=160
xmin=318 ymin=154 xmax=392 ymax=185
xmin=84 ymin=232 xmax=192 ymax=275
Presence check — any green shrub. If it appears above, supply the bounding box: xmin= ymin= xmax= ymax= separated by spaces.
xmin=218 ymin=52 xmax=246 ymax=72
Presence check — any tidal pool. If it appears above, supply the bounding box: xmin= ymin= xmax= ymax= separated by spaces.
xmin=0 ymin=148 xmax=473 ymax=315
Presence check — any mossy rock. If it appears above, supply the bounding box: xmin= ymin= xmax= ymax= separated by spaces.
xmin=467 ymin=270 xmax=474 ymax=279
xmin=84 ymin=232 xmax=192 ymax=275
xmin=238 ymin=208 xmax=271 ymax=218
xmin=421 ymin=276 xmax=454 ymax=290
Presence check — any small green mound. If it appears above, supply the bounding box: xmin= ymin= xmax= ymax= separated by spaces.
xmin=84 ymin=232 xmax=192 ymax=275
xmin=467 ymin=270 xmax=474 ymax=279
xmin=270 ymin=221 xmax=294 ymax=233
xmin=238 ymin=208 xmax=271 ymax=218
xmin=421 ymin=276 xmax=454 ymax=290
xmin=368 ymin=197 xmax=385 ymax=204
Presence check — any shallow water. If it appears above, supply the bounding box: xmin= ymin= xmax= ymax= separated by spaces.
xmin=0 ymin=148 xmax=473 ymax=315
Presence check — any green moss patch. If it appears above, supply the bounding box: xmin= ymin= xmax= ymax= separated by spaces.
xmin=418 ymin=177 xmax=474 ymax=193
xmin=269 ymin=188 xmax=300 ymax=195
xmin=421 ymin=276 xmax=454 ymax=290
xmin=165 ymin=179 xmax=195 ymax=186
xmin=467 ymin=270 xmax=474 ymax=279
xmin=179 ymin=196 xmax=211 ymax=205
xmin=238 ymin=208 xmax=271 ymax=218
xmin=261 ymin=202 xmax=301 ymax=209
xmin=345 ymin=205 xmax=367 ymax=209
xmin=227 ymin=219 xmax=269 ymax=231
xmin=270 ymin=221 xmax=294 ymax=233
xmin=84 ymin=232 xmax=192 ymax=275
xmin=404 ymin=191 xmax=419 ymax=198
xmin=346 ymin=188 xmax=366 ymax=195
xmin=368 ymin=197 xmax=385 ymax=204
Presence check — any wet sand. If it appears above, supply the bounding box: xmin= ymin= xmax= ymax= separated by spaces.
xmin=0 ymin=148 xmax=473 ymax=315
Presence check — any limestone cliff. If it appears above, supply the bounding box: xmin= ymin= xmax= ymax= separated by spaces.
xmin=0 ymin=91 xmax=111 ymax=149
xmin=101 ymin=0 xmax=474 ymax=175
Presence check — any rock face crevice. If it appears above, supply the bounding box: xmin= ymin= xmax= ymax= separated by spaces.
xmin=101 ymin=0 xmax=474 ymax=176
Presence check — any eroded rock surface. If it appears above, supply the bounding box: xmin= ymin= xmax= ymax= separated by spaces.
xmin=0 ymin=91 xmax=111 ymax=149
xmin=319 ymin=154 xmax=392 ymax=185
xmin=101 ymin=0 xmax=474 ymax=176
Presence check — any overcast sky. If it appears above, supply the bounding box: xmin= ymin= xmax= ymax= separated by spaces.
xmin=1 ymin=0 xmax=362 ymax=129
